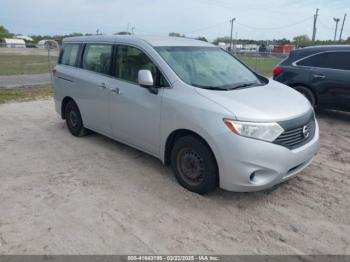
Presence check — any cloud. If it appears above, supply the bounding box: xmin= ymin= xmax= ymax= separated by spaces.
xmin=0 ymin=0 xmax=349 ymax=40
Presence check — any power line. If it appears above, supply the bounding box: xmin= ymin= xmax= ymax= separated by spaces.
xmin=195 ymin=0 xmax=301 ymax=16
xmin=184 ymin=20 xmax=229 ymax=34
xmin=236 ymin=16 xmax=313 ymax=31
xmin=318 ymin=18 xmax=335 ymax=31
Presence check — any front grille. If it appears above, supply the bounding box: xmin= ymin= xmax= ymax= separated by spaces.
xmin=274 ymin=114 xmax=316 ymax=150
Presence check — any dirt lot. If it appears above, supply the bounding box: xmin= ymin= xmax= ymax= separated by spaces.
xmin=0 ymin=99 xmax=349 ymax=255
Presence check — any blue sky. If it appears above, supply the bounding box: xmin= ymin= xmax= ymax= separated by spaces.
xmin=1 ymin=0 xmax=349 ymax=41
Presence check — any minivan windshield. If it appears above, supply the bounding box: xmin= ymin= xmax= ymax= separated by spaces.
xmin=156 ymin=46 xmax=262 ymax=90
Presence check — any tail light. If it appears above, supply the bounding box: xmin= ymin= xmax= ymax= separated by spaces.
xmin=52 ymin=68 xmax=57 ymax=77
xmin=273 ymin=67 xmax=283 ymax=78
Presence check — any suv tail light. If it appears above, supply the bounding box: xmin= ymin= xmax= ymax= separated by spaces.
xmin=52 ymin=68 xmax=57 ymax=77
xmin=273 ymin=67 xmax=283 ymax=78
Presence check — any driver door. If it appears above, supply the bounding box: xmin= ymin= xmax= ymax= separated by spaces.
xmin=109 ymin=45 xmax=167 ymax=156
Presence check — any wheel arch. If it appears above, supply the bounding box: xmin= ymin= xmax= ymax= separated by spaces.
xmin=61 ymin=96 xmax=76 ymax=119
xmin=163 ymin=129 xmax=218 ymax=169
xmin=289 ymin=83 xmax=318 ymax=106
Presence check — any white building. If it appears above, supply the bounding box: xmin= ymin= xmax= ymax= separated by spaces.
xmin=38 ymin=39 xmax=59 ymax=49
xmin=15 ymin=35 xmax=34 ymax=42
xmin=2 ymin=38 xmax=26 ymax=48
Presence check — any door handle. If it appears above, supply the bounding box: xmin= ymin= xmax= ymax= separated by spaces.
xmin=98 ymin=83 xmax=107 ymax=89
xmin=313 ymin=74 xmax=326 ymax=79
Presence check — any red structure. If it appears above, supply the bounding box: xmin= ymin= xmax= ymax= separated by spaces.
xmin=273 ymin=45 xmax=295 ymax=54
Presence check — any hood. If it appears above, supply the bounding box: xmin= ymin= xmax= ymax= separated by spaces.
xmin=195 ymin=80 xmax=312 ymax=122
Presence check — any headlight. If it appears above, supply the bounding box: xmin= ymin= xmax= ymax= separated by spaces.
xmin=223 ymin=119 xmax=284 ymax=142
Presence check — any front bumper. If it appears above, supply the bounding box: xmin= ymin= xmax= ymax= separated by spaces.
xmin=210 ymin=120 xmax=320 ymax=192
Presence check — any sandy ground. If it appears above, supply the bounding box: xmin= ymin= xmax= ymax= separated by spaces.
xmin=0 ymin=73 xmax=51 ymax=88
xmin=0 ymin=99 xmax=349 ymax=255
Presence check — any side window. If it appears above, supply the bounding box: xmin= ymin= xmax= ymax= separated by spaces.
xmin=82 ymin=44 xmax=113 ymax=75
xmin=324 ymin=52 xmax=350 ymax=70
xmin=297 ymin=53 xmax=328 ymax=67
xmin=159 ymin=73 xmax=170 ymax=87
xmin=116 ymin=45 xmax=162 ymax=85
xmin=60 ymin=43 xmax=80 ymax=66
xmin=297 ymin=52 xmax=350 ymax=70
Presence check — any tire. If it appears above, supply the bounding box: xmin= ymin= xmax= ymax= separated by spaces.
xmin=294 ymin=86 xmax=316 ymax=108
xmin=64 ymin=100 xmax=88 ymax=137
xmin=170 ymin=135 xmax=218 ymax=194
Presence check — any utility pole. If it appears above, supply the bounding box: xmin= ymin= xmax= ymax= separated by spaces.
xmin=333 ymin=18 xmax=341 ymax=41
xmin=339 ymin=14 xmax=347 ymax=42
xmin=229 ymin=18 xmax=236 ymax=52
xmin=131 ymin=27 xmax=135 ymax=34
xmin=312 ymin=8 xmax=319 ymax=42
xmin=126 ymin=23 xmax=130 ymax=34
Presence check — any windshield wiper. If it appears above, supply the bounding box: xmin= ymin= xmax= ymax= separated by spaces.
xmin=191 ymin=84 xmax=228 ymax=90
xmin=226 ymin=81 xmax=260 ymax=90
xmin=192 ymin=81 xmax=261 ymax=91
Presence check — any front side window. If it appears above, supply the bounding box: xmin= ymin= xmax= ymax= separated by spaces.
xmin=116 ymin=45 xmax=158 ymax=84
xmin=60 ymin=43 xmax=80 ymax=66
xmin=297 ymin=51 xmax=350 ymax=70
xmin=82 ymin=44 xmax=113 ymax=75
xmin=156 ymin=46 xmax=262 ymax=90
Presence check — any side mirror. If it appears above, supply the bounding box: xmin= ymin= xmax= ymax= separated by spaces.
xmin=138 ymin=69 xmax=154 ymax=87
xmin=138 ymin=70 xmax=158 ymax=94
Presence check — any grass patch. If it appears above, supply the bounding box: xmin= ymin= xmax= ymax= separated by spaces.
xmin=0 ymin=54 xmax=57 ymax=76
xmin=236 ymin=56 xmax=282 ymax=77
xmin=0 ymin=85 xmax=53 ymax=104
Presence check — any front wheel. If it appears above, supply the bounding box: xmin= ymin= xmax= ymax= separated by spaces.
xmin=171 ymin=135 xmax=219 ymax=194
xmin=294 ymin=86 xmax=316 ymax=108
xmin=64 ymin=100 xmax=88 ymax=137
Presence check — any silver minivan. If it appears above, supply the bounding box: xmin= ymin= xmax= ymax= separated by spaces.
xmin=53 ymin=35 xmax=320 ymax=194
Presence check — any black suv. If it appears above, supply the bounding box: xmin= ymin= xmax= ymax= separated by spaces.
xmin=273 ymin=45 xmax=350 ymax=111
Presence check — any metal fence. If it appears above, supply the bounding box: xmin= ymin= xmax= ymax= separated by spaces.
xmin=233 ymin=51 xmax=288 ymax=77
xmin=0 ymin=43 xmax=60 ymax=88
xmin=0 ymin=44 xmax=286 ymax=85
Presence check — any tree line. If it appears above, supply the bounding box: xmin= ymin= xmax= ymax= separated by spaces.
xmin=1 ymin=25 xmax=349 ymax=46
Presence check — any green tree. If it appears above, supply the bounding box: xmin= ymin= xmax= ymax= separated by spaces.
xmin=292 ymin=35 xmax=311 ymax=47
xmin=272 ymin=38 xmax=291 ymax=45
xmin=0 ymin=25 xmax=13 ymax=40
xmin=169 ymin=32 xmax=185 ymax=37
xmin=114 ymin=31 xmax=131 ymax=35
xmin=196 ymin=36 xmax=208 ymax=42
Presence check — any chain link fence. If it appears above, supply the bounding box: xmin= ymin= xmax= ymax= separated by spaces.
xmin=234 ymin=51 xmax=288 ymax=77
xmin=0 ymin=43 xmax=287 ymax=86
xmin=0 ymin=43 xmax=59 ymax=88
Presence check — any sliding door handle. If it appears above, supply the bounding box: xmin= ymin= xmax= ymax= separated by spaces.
xmin=313 ymin=74 xmax=326 ymax=79
xmin=98 ymin=83 xmax=107 ymax=89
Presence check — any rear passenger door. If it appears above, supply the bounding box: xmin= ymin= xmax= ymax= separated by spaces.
xmin=298 ymin=51 xmax=350 ymax=110
xmin=74 ymin=43 xmax=114 ymax=135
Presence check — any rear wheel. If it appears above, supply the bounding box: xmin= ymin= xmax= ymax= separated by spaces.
xmin=294 ymin=86 xmax=316 ymax=108
xmin=64 ymin=100 xmax=88 ymax=137
xmin=170 ymin=135 xmax=218 ymax=194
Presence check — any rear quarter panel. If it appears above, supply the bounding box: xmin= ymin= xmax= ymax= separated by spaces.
xmin=53 ymin=64 xmax=77 ymax=117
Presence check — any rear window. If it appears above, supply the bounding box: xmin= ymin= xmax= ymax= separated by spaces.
xmin=297 ymin=51 xmax=350 ymax=70
xmin=60 ymin=43 xmax=80 ymax=66
xmin=82 ymin=44 xmax=113 ymax=75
